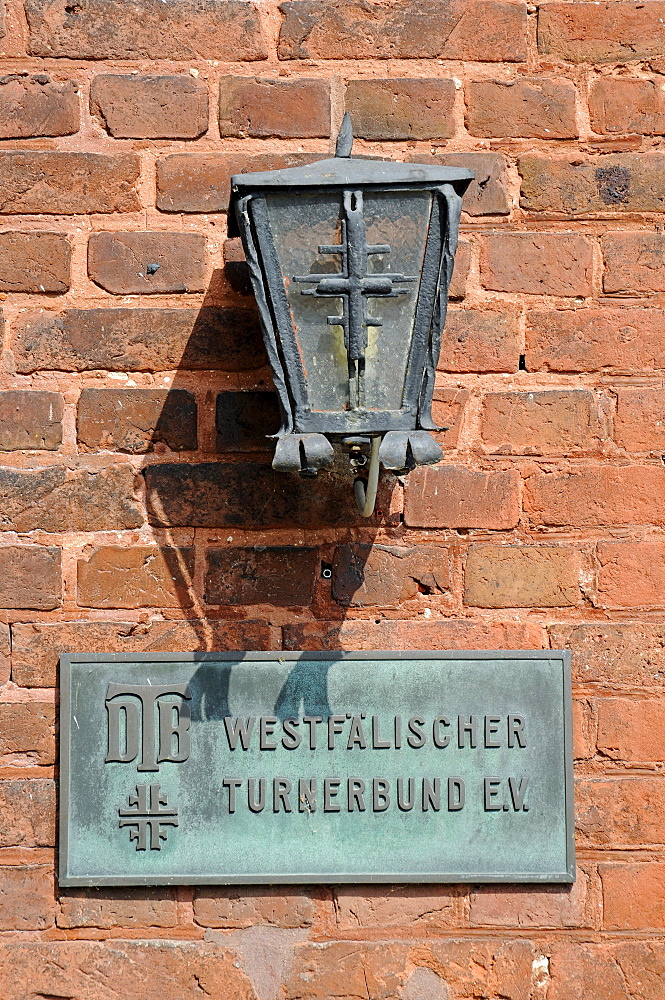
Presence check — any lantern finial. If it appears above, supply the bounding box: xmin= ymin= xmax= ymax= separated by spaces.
xmin=335 ymin=112 xmax=353 ymax=157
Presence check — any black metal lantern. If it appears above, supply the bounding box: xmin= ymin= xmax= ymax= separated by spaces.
xmin=229 ymin=116 xmax=473 ymax=515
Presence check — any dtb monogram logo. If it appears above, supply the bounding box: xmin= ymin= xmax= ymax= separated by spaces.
xmin=105 ymin=682 xmax=192 ymax=772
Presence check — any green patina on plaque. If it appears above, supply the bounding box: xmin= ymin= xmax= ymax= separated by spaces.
xmin=59 ymin=651 xmax=574 ymax=885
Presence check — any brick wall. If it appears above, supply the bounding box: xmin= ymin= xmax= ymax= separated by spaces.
xmin=1 ymin=0 xmax=665 ymax=996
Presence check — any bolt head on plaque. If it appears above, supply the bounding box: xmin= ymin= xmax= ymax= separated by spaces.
xmin=229 ymin=114 xmax=473 ymax=510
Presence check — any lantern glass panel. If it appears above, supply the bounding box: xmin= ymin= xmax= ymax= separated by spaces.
xmin=264 ymin=188 xmax=433 ymax=419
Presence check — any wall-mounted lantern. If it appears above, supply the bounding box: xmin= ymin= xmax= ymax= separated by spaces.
xmin=229 ymin=115 xmax=473 ymax=516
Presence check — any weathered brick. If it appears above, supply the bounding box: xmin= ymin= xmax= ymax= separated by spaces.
xmin=0 ymin=152 xmax=139 ymax=214
xmin=91 ymin=74 xmax=208 ymax=139
xmin=0 ymin=391 xmax=62 ymax=451
xmin=547 ymin=942 xmax=646 ymax=1000
xmin=431 ymin=387 xmax=469 ymax=447
xmin=216 ymin=391 xmax=280 ymax=452
xmin=406 ymin=152 xmax=510 ymax=216
xmin=88 ymin=232 xmax=206 ymax=295
xmin=576 ymin=776 xmax=665 ymax=847
xmin=526 ymin=307 xmax=665 ymax=373
xmin=0 ymin=625 xmax=9 ymax=686
xmin=590 ymin=77 xmax=665 ymax=135
xmin=219 ymin=76 xmax=329 ymax=138
xmin=345 ymin=78 xmax=455 ymax=140
xmin=603 ymin=232 xmax=665 ymax=293
xmin=143 ymin=461 xmax=388 ymax=529
xmin=0 ymin=866 xmax=53 ymax=930
xmin=334 ymin=886 xmax=464 ymax=933
xmin=0 ymin=466 xmax=142 ymax=532
xmin=11 ymin=307 xmax=266 ymax=374
xmin=549 ymin=622 xmax=665 ymax=688
xmin=278 ymin=0 xmax=528 ymax=61
xmin=466 ymin=78 xmax=577 ymax=139
xmin=25 ymin=0 xmax=267 ymax=60
xmin=0 ymin=73 xmax=78 ymax=137
xmin=0 ymin=547 xmax=60 ymax=610
xmin=601 ymin=863 xmax=665 ymax=930
xmin=597 ymin=541 xmax=665 ymax=609
xmin=194 ymin=888 xmax=317 ymax=928
xmin=538 ymin=1 xmax=665 ymax=63
xmin=0 ymin=703 xmax=54 ymax=765
xmin=598 ymin=698 xmax=665 ymax=762
xmin=615 ymin=388 xmax=665 ymax=451
xmin=58 ymin=889 xmax=177 ymax=929
xmin=156 ymin=152 xmax=320 ymax=214
xmin=0 ymin=941 xmax=255 ymax=1000
xmin=205 ymin=547 xmax=318 ymax=606
xmin=77 ymin=547 xmax=195 ymax=609
xmin=331 ymin=544 xmax=451 ymax=606
xmin=525 ymin=465 xmax=665 ymax=528
xmin=520 ymin=153 xmax=665 ymax=215
xmin=465 ymin=545 xmax=581 ymax=608
xmin=0 ymin=780 xmax=55 ymax=847
xmin=78 ymin=389 xmax=197 ymax=453
xmin=439 ymin=309 xmax=521 ymax=372
xmin=481 ymin=390 xmax=601 ymax=455
xmin=0 ymin=232 xmax=70 ymax=293
xmin=11 ymin=619 xmax=271 ymax=688
xmin=481 ymin=234 xmax=594 ymax=296
xmin=449 ymin=239 xmax=470 ymax=299
xmin=283 ymin=619 xmax=548 ymax=651
xmin=470 ymin=872 xmax=589 ymax=928
xmin=405 ymin=466 xmax=520 ymax=529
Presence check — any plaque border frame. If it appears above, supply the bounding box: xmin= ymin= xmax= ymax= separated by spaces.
xmin=59 ymin=649 xmax=575 ymax=886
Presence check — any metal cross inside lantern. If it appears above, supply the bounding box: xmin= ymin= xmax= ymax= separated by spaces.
xmin=229 ymin=115 xmax=473 ymax=516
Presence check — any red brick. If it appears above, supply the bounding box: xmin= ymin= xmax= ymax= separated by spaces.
xmin=11 ymin=619 xmax=271 ymax=688
xmin=0 ymin=232 xmax=70 ymax=293
xmin=216 ymin=391 xmax=280 ymax=452
xmin=0 ymin=866 xmax=53 ymax=930
xmin=439 ymin=309 xmax=521 ymax=372
xmin=283 ymin=619 xmax=548 ymax=651
xmin=603 ymin=232 xmax=665 ymax=293
xmin=526 ymin=307 xmax=665 ymax=373
xmin=278 ymin=0 xmax=528 ymax=61
xmin=481 ymin=233 xmax=594 ymax=296
xmin=405 ymin=152 xmax=510 ymax=216
xmin=0 ymin=547 xmax=60 ymax=611
xmin=431 ymin=387 xmax=469 ymax=447
xmin=0 ymin=465 xmax=142 ymax=532
xmin=520 ymin=153 xmax=665 ymax=215
xmin=466 ymin=78 xmax=577 ymax=139
xmin=0 ymin=73 xmax=78 ymax=137
xmin=77 ymin=389 xmax=197 ymax=453
xmin=11 ymin=307 xmax=266 ymax=374
xmin=549 ymin=622 xmax=665 ymax=688
xmin=481 ymin=390 xmax=601 ymax=455
xmin=0 ymin=625 xmax=9 ymax=686
xmin=0 ymin=152 xmax=139 ymax=214
xmin=470 ymin=871 xmax=589 ymax=928
xmin=405 ymin=466 xmax=520 ymax=529
xmin=0 ymin=391 xmax=63 ymax=451
xmin=331 ymin=543 xmax=451 ymax=606
xmin=615 ymin=388 xmax=665 ymax=451
xmin=597 ymin=698 xmax=665 ymax=762
xmin=77 ymin=546 xmax=195 ymax=609
xmin=590 ymin=77 xmax=665 ymax=135
xmin=538 ymin=1 xmax=665 ymax=63
xmin=205 ymin=547 xmax=318 ymax=606
xmin=0 ymin=703 xmax=54 ymax=765
xmin=219 ymin=77 xmax=329 ymax=138
xmin=156 ymin=151 xmax=320 ymax=214
xmin=91 ymin=74 xmax=208 ymax=139
xmin=333 ymin=887 xmax=465 ymax=933
xmin=449 ymin=240 xmax=470 ymax=299
xmin=576 ymin=776 xmax=665 ymax=847
xmin=0 ymin=780 xmax=55 ymax=847
xmin=194 ymin=888 xmax=318 ymax=928
xmin=58 ymin=890 xmax=177 ymax=929
xmin=465 ymin=545 xmax=581 ymax=608
xmin=345 ymin=78 xmax=455 ymax=140
xmin=525 ymin=465 xmax=665 ymax=528
xmin=601 ymin=863 xmax=665 ymax=930
xmin=547 ymin=942 xmax=633 ymax=1000
xmin=597 ymin=541 xmax=665 ymax=609
xmin=0 ymin=941 xmax=255 ymax=1000
xmin=88 ymin=232 xmax=206 ymax=295
xmin=25 ymin=0 xmax=267 ymax=60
